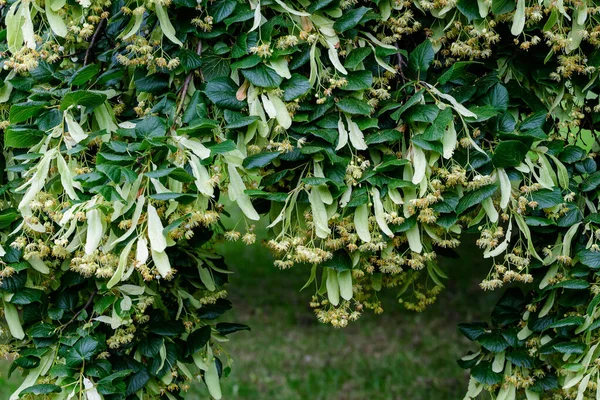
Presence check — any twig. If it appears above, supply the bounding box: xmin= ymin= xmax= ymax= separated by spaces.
xmin=84 ymin=18 xmax=107 ymax=66
xmin=176 ymin=40 xmax=203 ymax=115
xmin=394 ymin=43 xmax=407 ymax=83
xmin=63 ymin=289 xmax=98 ymax=329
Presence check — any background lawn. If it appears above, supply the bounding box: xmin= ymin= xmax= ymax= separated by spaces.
xmin=0 ymin=229 xmax=501 ymax=399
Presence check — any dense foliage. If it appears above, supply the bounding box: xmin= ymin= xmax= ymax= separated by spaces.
xmin=1 ymin=0 xmax=600 ymax=398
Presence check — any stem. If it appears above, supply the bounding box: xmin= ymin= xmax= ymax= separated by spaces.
xmin=176 ymin=40 xmax=204 ymax=115
xmin=394 ymin=43 xmax=407 ymax=84
xmin=63 ymin=289 xmax=98 ymax=329
xmin=84 ymin=18 xmax=107 ymax=66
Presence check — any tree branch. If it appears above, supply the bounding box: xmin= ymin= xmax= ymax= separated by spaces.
xmin=62 ymin=289 xmax=98 ymax=330
xmin=176 ymin=40 xmax=203 ymax=116
xmin=84 ymin=18 xmax=107 ymax=66
xmin=394 ymin=43 xmax=407 ymax=84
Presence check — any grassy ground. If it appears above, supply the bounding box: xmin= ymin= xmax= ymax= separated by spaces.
xmin=185 ymin=234 xmax=500 ymax=400
xmin=0 ymin=234 xmax=500 ymax=400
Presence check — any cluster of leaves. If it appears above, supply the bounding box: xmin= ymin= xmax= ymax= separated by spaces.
xmin=1 ymin=0 xmax=600 ymax=398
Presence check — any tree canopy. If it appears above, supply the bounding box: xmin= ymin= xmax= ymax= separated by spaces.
xmin=1 ymin=0 xmax=600 ymax=398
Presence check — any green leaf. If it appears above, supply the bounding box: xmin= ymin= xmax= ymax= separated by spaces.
xmin=178 ymin=49 xmax=203 ymax=73
xmin=321 ymin=251 xmax=352 ymax=272
xmin=9 ymin=101 xmax=48 ymax=123
xmin=138 ymin=336 xmax=164 ymax=358
xmin=205 ymin=140 xmax=236 ymax=154
xmin=136 ymin=74 xmax=169 ymax=94
xmin=582 ymin=171 xmax=600 ymax=192
xmin=551 ymin=279 xmax=589 ymax=290
xmin=69 ymin=64 xmax=100 ymax=86
xmin=215 ymin=322 xmax=251 ymax=335
xmin=240 ymin=64 xmax=283 ymax=88
xmin=135 ymin=115 xmax=166 ymax=138
xmin=481 ymin=84 xmax=509 ymax=112
xmin=456 ymin=184 xmax=497 ymax=214
xmin=337 ymin=98 xmax=372 ymax=115
xmin=224 ymin=111 xmax=258 ymax=129
xmin=559 ymin=146 xmax=586 ymax=163
xmin=60 ymin=91 xmax=107 ymax=111
xmin=466 ymin=105 xmax=499 ymax=122
xmin=126 ymin=369 xmax=150 ymax=396
xmin=578 ymin=249 xmax=600 ymax=269
xmin=403 ymin=104 xmax=439 ymax=123
xmin=19 ymin=384 xmax=62 ymax=395
xmin=0 ymin=209 xmax=18 ymax=229
xmin=307 ymin=0 xmax=333 ymax=12
xmin=365 ymin=129 xmax=402 ymax=145
xmin=66 ymin=336 xmax=102 ymax=367
xmin=548 ymin=316 xmax=585 ymax=329
xmin=344 ymin=47 xmax=371 ymax=69
xmin=492 ymin=0 xmax=516 ymax=14
xmin=437 ymin=61 xmax=475 ymax=84
xmin=177 ymin=119 xmax=219 ymax=137
xmin=242 ymin=152 xmax=280 ymax=169
xmin=478 ymin=331 xmax=509 ymax=352
xmin=149 ymin=193 xmax=196 ymax=203
xmin=281 ymin=74 xmax=311 ymax=101
xmin=456 ymin=0 xmax=480 ymax=21
xmin=185 ymin=326 xmax=211 ymax=356
xmin=553 ymin=342 xmax=586 ymax=355
xmin=505 ymin=349 xmax=535 ymax=368
xmin=208 ymin=0 xmax=237 ymax=23
xmin=332 ymin=6 xmax=370 ymax=32
xmin=408 ymin=40 xmax=434 ymax=76
xmin=10 ymin=288 xmax=43 ymax=304
xmin=344 ymin=70 xmax=373 ymax=91
xmin=530 ymin=188 xmax=563 ymax=209
xmin=458 ymin=322 xmax=488 ymax=341
xmin=205 ymin=78 xmax=246 ymax=110
xmin=201 ymin=53 xmax=231 ymax=81
xmin=145 ymin=168 xmax=194 ymax=182
xmin=231 ymin=55 xmax=262 ymax=71
xmin=28 ymin=323 xmax=55 ymax=338
xmin=492 ymin=140 xmax=529 ymax=168
xmin=471 ymin=361 xmax=503 ymax=385
xmin=4 ymin=127 xmax=44 ymax=148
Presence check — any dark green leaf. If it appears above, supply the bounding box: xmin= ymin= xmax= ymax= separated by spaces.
xmin=60 ymin=91 xmax=107 ymax=111
xmin=205 ymin=78 xmax=246 ymax=110
xmin=281 ymin=74 xmax=311 ymax=101
xmin=344 ymin=47 xmax=371 ymax=69
xmin=10 ymin=102 xmax=48 ymax=123
xmin=19 ymin=384 xmax=62 ymax=395
xmin=4 ymin=127 xmax=44 ymax=148
xmin=578 ymin=249 xmax=600 ymax=269
xmin=471 ymin=361 xmax=503 ymax=385
xmin=185 ymin=326 xmax=211 ymax=356
xmin=492 ymin=140 xmax=529 ymax=168
xmin=242 ymin=152 xmax=280 ymax=169
xmin=240 ymin=64 xmax=283 ymax=88
xmin=456 ymin=184 xmax=497 ymax=214
xmin=208 ymin=0 xmax=237 ymax=23
xmin=321 ymin=251 xmax=352 ymax=272
xmin=216 ymin=323 xmax=251 ymax=335
xmin=333 ymin=7 xmax=370 ymax=32
xmin=343 ymin=70 xmax=373 ymax=91
xmin=337 ymin=98 xmax=372 ymax=115
xmin=408 ymin=40 xmax=434 ymax=75
xmin=70 ymin=64 xmax=100 ymax=86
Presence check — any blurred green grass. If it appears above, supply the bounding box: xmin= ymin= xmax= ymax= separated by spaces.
xmin=0 ymin=231 xmax=500 ymax=400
